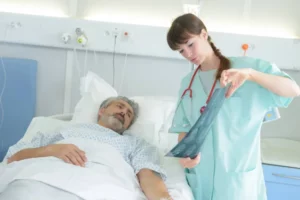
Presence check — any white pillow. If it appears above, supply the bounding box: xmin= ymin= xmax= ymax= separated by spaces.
xmin=72 ymin=92 xmax=99 ymax=123
xmin=124 ymin=121 xmax=157 ymax=146
xmin=72 ymin=71 xmax=117 ymax=123
xmin=124 ymin=96 xmax=176 ymax=148
xmin=79 ymin=71 xmax=117 ymax=97
xmin=128 ymin=96 xmax=175 ymax=133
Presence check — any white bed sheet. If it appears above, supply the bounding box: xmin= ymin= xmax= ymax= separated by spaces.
xmin=0 ymin=115 xmax=194 ymax=200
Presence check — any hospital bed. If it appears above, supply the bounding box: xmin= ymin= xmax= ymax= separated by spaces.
xmin=0 ymin=70 xmax=195 ymax=199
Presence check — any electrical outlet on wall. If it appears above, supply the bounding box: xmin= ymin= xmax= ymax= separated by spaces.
xmin=112 ymin=28 xmax=120 ymax=37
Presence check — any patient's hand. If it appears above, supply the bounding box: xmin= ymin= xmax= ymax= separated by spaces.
xmin=46 ymin=144 xmax=87 ymax=167
xmin=179 ymin=153 xmax=201 ymax=169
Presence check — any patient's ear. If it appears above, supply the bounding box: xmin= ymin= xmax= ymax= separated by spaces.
xmin=98 ymin=108 xmax=105 ymax=116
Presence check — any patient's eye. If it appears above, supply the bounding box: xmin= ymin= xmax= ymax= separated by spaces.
xmin=188 ymin=43 xmax=193 ymax=47
xmin=179 ymin=49 xmax=184 ymax=54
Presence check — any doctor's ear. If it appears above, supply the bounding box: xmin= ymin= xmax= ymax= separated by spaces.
xmin=200 ymin=29 xmax=208 ymax=40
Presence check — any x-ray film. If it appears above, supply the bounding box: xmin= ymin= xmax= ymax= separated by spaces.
xmin=165 ymin=87 xmax=227 ymax=159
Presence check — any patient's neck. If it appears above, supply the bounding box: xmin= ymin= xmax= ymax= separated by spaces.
xmin=97 ymin=120 xmax=123 ymax=135
xmin=98 ymin=120 xmax=109 ymax=129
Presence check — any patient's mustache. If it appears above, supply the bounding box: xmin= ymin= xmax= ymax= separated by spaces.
xmin=113 ymin=113 xmax=124 ymax=123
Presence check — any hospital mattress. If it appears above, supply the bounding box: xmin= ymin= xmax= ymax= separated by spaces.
xmin=261 ymin=138 xmax=300 ymax=168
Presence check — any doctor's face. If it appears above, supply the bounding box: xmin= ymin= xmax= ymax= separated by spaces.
xmin=177 ymin=30 xmax=211 ymax=66
xmin=98 ymin=100 xmax=134 ymax=133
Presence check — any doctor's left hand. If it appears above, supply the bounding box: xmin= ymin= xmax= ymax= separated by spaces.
xmin=220 ymin=68 xmax=252 ymax=98
xmin=179 ymin=154 xmax=201 ymax=169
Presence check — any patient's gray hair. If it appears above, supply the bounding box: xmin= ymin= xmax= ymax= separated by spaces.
xmin=99 ymin=96 xmax=139 ymax=126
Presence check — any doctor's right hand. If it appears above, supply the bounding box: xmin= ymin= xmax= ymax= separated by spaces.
xmin=179 ymin=153 xmax=201 ymax=169
xmin=46 ymin=144 xmax=87 ymax=167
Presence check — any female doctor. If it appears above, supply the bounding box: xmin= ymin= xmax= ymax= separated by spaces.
xmin=167 ymin=13 xmax=300 ymax=200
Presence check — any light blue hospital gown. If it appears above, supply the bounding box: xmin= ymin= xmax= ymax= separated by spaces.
xmin=4 ymin=123 xmax=166 ymax=179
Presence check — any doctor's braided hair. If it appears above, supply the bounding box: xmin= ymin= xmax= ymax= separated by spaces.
xmin=167 ymin=13 xmax=231 ymax=80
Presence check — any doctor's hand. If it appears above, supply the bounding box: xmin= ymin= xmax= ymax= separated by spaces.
xmin=179 ymin=154 xmax=201 ymax=169
xmin=220 ymin=68 xmax=252 ymax=98
xmin=46 ymin=144 xmax=87 ymax=167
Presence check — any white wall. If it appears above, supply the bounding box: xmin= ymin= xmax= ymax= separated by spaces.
xmin=0 ymin=12 xmax=299 ymax=141
xmin=0 ymin=12 xmax=300 ymax=67
xmin=69 ymin=51 xmax=190 ymax=112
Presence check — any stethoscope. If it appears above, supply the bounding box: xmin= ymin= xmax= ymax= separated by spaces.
xmin=181 ymin=65 xmax=217 ymax=114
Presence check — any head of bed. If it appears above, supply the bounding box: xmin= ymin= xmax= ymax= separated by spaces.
xmin=0 ymin=57 xmax=37 ymax=161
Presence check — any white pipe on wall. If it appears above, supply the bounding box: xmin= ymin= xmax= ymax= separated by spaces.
xmin=63 ymin=50 xmax=74 ymax=114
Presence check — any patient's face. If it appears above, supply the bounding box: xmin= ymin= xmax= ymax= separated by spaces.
xmin=98 ymin=100 xmax=134 ymax=133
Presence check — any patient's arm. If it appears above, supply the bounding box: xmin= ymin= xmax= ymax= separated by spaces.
xmin=137 ymin=169 xmax=172 ymax=200
xmin=5 ymin=131 xmax=86 ymax=167
xmin=8 ymin=146 xmax=46 ymax=163
xmin=8 ymin=144 xmax=87 ymax=167
xmin=5 ymin=131 xmax=61 ymax=163
xmin=130 ymin=138 xmax=171 ymax=199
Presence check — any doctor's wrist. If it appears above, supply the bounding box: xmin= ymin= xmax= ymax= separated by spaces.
xmin=160 ymin=197 xmax=173 ymax=200
xmin=159 ymin=192 xmax=173 ymax=200
xmin=247 ymin=68 xmax=256 ymax=82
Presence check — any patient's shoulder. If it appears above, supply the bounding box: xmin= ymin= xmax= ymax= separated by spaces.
xmin=123 ymin=134 xmax=154 ymax=146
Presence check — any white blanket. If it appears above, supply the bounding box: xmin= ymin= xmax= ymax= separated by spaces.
xmin=0 ymin=138 xmax=147 ymax=200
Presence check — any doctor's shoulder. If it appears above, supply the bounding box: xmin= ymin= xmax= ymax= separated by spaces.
xmin=228 ymin=56 xmax=274 ymax=71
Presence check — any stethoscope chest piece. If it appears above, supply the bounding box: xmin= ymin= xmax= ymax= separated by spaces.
xmin=200 ymin=106 xmax=206 ymax=114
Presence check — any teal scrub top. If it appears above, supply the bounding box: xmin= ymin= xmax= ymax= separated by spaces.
xmin=169 ymin=57 xmax=294 ymax=200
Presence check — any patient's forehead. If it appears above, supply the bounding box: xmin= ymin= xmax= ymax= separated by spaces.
xmin=110 ymin=100 xmax=134 ymax=114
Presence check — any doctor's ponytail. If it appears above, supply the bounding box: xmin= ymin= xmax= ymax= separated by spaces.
xmin=208 ymin=36 xmax=231 ymax=80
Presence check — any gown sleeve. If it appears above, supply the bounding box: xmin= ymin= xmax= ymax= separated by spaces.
xmin=255 ymin=60 xmax=294 ymax=108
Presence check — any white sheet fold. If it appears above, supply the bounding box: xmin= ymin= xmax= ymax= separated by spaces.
xmin=0 ymin=138 xmax=146 ymax=200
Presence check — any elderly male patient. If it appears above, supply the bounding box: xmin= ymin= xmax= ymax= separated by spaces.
xmin=0 ymin=96 xmax=172 ymax=200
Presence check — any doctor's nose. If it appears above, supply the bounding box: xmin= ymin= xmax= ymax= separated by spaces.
xmin=186 ymin=50 xmax=193 ymax=58
xmin=183 ymin=51 xmax=192 ymax=59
